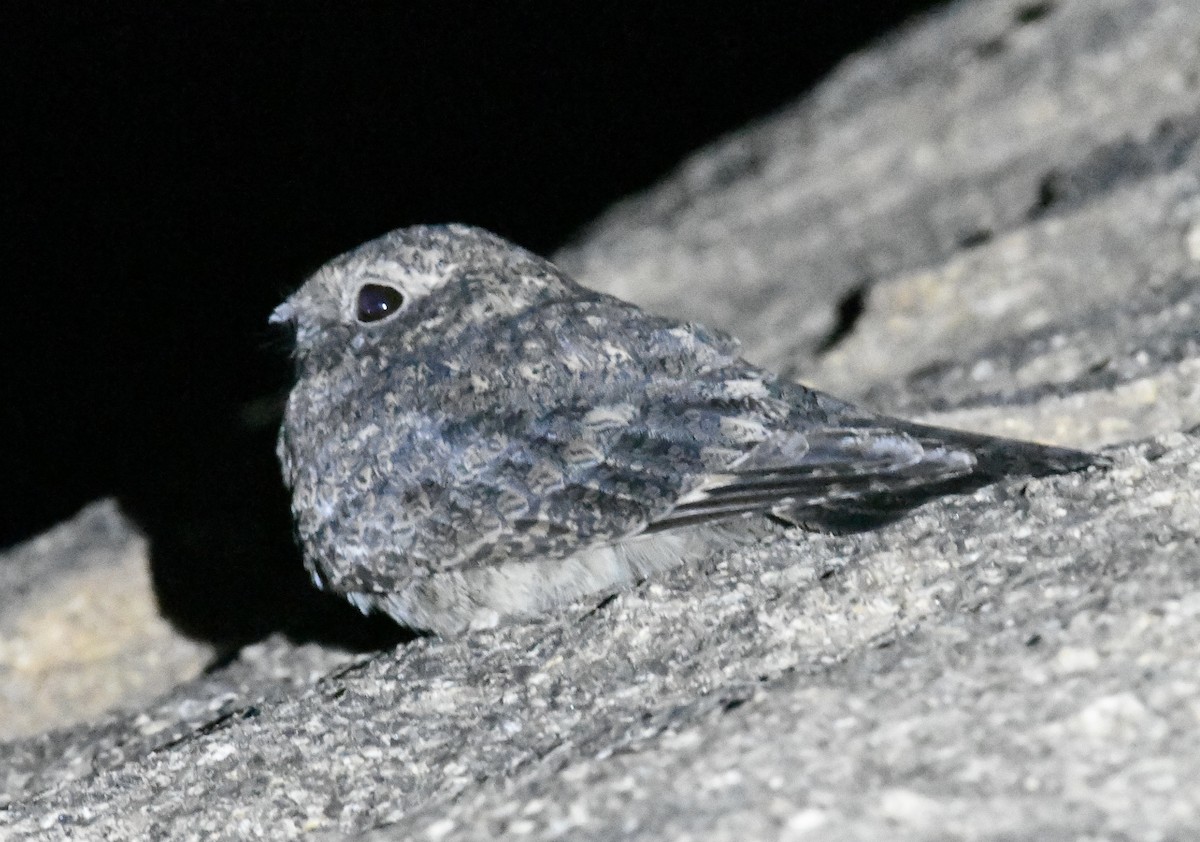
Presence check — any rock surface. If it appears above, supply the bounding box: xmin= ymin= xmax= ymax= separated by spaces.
xmin=0 ymin=502 xmax=212 ymax=743
xmin=4 ymin=0 xmax=1200 ymax=839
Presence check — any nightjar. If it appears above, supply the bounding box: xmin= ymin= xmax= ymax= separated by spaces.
xmin=271 ymin=224 xmax=1099 ymax=634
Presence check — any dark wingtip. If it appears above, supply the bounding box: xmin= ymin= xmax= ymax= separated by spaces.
xmin=1022 ymin=440 xmax=1113 ymax=477
xmin=894 ymin=417 xmax=1109 ymax=480
xmin=1019 ymin=442 xmax=1108 ymax=475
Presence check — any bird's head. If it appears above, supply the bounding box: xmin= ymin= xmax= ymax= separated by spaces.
xmin=270 ymin=224 xmax=577 ymax=372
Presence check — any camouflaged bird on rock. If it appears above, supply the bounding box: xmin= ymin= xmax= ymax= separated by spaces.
xmin=272 ymin=224 xmax=1100 ymax=634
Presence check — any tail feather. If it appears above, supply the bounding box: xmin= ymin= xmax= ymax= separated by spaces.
xmin=653 ymin=412 xmax=1104 ymax=536
xmin=776 ymin=418 xmax=1103 ymax=534
xmin=892 ymin=418 xmax=1104 ymax=479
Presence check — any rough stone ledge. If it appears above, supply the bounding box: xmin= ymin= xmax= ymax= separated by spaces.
xmin=4 ymin=0 xmax=1200 ymax=839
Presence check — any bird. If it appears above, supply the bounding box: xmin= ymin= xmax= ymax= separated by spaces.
xmin=270 ymin=224 xmax=1100 ymax=635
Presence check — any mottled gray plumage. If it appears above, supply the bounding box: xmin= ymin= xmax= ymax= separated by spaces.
xmin=272 ymin=224 xmax=1099 ymax=634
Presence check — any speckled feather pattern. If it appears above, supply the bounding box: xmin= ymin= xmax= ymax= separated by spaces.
xmin=274 ymin=225 xmax=1098 ymax=633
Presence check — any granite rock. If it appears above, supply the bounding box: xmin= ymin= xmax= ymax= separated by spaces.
xmin=0 ymin=502 xmax=212 ymax=744
xmin=4 ymin=0 xmax=1200 ymax=839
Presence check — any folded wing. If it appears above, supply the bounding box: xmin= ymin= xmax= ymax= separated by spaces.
xmin=650 ymin=417 xmax=1099 ymax=534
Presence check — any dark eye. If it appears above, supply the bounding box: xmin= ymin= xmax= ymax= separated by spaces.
xmin=356 ymin=283 xmax=405 ymax=323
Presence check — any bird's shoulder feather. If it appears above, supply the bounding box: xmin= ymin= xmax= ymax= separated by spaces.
xmin=346 ymin=295 xmax=793 ymax=571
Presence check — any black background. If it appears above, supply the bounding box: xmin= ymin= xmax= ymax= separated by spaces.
xmin=4 ymin=2 xmax=942 ymax=649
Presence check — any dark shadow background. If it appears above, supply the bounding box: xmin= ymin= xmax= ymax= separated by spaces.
xmin=3 ymin=2 xmax=943 ymax=650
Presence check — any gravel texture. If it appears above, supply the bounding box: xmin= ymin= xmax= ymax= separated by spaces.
xmin=4 ymin=0 xmax=1200 ymax=839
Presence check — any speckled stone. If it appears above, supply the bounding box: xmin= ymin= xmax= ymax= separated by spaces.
xmin=4 ymin=0 xmax=1200 ymax=839
xmin=0 ymin=502 xmax=212 ymax=742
